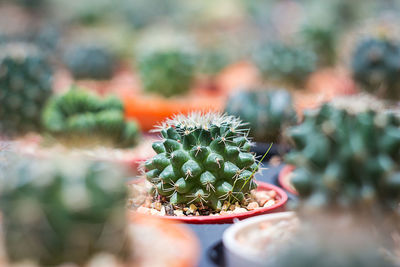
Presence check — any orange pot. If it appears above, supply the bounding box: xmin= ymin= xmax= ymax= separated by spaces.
xmin=121 ymin=92 xmax=225 ymax=131
xmin=129 ymin=213 xmax=200 ymax=267
xmin=294 ymin=68 xmax=358 ymax=116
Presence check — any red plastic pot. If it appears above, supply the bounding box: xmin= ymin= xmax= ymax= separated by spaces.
xmin=278 ymin=165 xmax=298 ymax=195
xmin=130 ymin=180 xmax=288 ymax=224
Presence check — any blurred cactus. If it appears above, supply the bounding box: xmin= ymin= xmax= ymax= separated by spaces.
xmin=42 ymin=87 xmax=140 ymax=148
xmin=351 ymin=37 xmax=400 ymax=100
xmin=0 ymin=156 xmax=130 ymax=266
xmin=145 ymin=112 xmax=258 ymax=210
xmin=285 ymin=99 xmax=400 ymax=214
xmin=137 ymin=44 xmax=196 ymax=97
xmin=197 ymin=47 xmax=232 ymax=78
xmin=253 ymin=42 xmax=317 ymax=86
xmin=225 ymin=89 xmax=297 ymax=143
xmin=63 ymin=44 xmax=116 ymax=80
xmin=299 ymin=24 xmax=338 ymax=66
xmin=0 ymin=42 xmax=53 ymax=135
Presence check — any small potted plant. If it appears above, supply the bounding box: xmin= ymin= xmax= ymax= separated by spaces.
xmin=12 ymin=85 xmax=148 ymax=171
xmin=128 ymin=112 xmax=288 ymax=224
xmin=0 ymin=154 xmax=200 ymax=267
xmin=121 ymin=30 xmax=225 ymax=131
xmin=0 ymin=42 xmax=53 ymax=136
xmin=351 ymin=34 xmax=400 ymax=101
xmin=224 ymin=88 xmax=297 ymax=158
xmin=223 ymin=97 xmax=400 ymax=267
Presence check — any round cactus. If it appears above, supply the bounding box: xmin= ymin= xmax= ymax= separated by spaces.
xmin=351 ymin=37 xmax=400 ymax=100
xmin=225 ymin=89 xmax=297 ymax=143
xmin=0 ymin=155 xmax=130 ymax=266
xmin=144 ymin=112 xmax=259 ymax=210
xmin=138 ymin=49 xmax=196 ymax=97
xmin=285 ymin=98 xmax=400 ymax=214
xmin=0 ymin=42 xmax=53 ymax=135
xmin=63 ymin=43 xmax=115 ymax=80
xmin=42 ymin=86 xmax=140 ymax=148
xmin=253 ymin=42 xmax=317 ymax=86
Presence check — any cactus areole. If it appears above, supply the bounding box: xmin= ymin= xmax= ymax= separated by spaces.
xmin=145 ymin=113 xmax=259 ymax=211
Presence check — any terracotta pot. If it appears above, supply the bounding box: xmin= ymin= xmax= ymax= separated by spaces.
xmin=278 ymin=165 xmax=298 ymax=195
xmin=130 ymin=180 xmax=288 ymax=224
xmin=293 ymin=68 xmax=358 ymax=116
xmin=129 ymin=213 xmax=200 ymax=267
xmin=121 ymin=92 xmax=225 ymax=131
xmin=306 ymin=68 xmax=357 ymax=98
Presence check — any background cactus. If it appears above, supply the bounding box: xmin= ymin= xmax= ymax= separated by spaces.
xmin=285 ymin=98 xmax=400 ymax=214
xmin=351 ymin=37 xmax=400 ymax=100
xmin=299 ymin=23 xmax=338 ymax=66
xmin=0 ymin=156 xmax=130 ymax=266
xmin=225 ymin=89 xmax=297 ymax=143
xmin=253 ymin=42 xmax=317 ymax=87
xmin=137 ymin=48 xmax=196 ymax=97
xmin=0 ymin=42 xmax=53 ymax=135
xmin=145 ymin=112 xmax=258 ymax=210
xmin=63 ymin=43 xmax=116 ymax=80
xmin=42 ymin=87 xmax=140 ymax=148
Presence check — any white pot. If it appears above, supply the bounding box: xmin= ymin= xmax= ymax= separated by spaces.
xmin=222 ymin=211 xmax=296 ymax=267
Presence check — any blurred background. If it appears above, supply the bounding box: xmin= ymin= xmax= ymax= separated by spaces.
xmin=0 ymin=0 xmax=399 ymax=137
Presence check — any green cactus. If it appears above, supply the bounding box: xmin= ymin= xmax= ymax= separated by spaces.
xmin=137 ymin=49 xmax=196 ymax=97
xmin=253 ymin=42 xmax=317 ymax=86
xmin=0 ymin=42 xmax=53 ymax=135
xmin=197 ymin=47 xmax=232 ymax=77
xmin=145 ymin=112 xmax=258 ymax=210
xmin=285 ymin=99 xmax=400 ymax=213
xmin=225 ymin=89 xmax=297 ymax=143
xmin=351 ymin=37 xmax=400 ymax=100
xmin=299 ymin=23 xmax=338 ymax=66
xmin=42 ymin=87 xmax=140 ymax=148
xmin=0 ymin=156 xmax=130 ymax=266
xmin=63 ymin=44 xmax=116 ymax=80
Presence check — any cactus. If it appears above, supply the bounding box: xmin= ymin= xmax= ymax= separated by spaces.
xmin=145 ymin=112 xmax=258 ymax=210
xmin=0 ymin=156 xmax=130 ymax=266
xmin=225 ymin=89 xmax=297 ymax=143
xmin=137 ymin=47 xmax=196 ymax=97
xmin=197 ymin=47 xmax=232 ymax=77
xmin=63 ymin=44 xmax=115 ymax=80
xmin=0 ymin=42 xmax=53 ymax=135
xmin=299 ymin=23 xmax=338 ymax=66
xmin=285 ymin=97 xmax=400 ymax=214
xmin=351 ymin=37 xmax=400 ymax=100
xmin=253 ymin=42 xmax=317 ymax=86
xmin=42 ymin=87 xmax=140 ymax=148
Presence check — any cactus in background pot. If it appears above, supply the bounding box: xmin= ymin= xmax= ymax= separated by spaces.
xmin=145 ymin=112 xmax=258 ymax=210
xmin=63 ymin=43 xmax=116 ymax=80
xmin=138 ymin=48 xmax=196 ymax=97
xmin=253 ymin=42 xmax=317 ymax=87
xmin=299 ymin=23 xmax=338 ymax=66
xmin=42 ymin=87 xmax=140 ymax=148
xmin=225 ymin=89 xmax=297 ymax=143
xmin=0 ymin=42 xmax=53 ymax=135
xmin=351 ymin=37 xmax=400 ymax=100
xmin=136 ymin=30 xmax=196 ymax=98
xmin=285 ymin=96 xmax=400 ymax=214
xmin=0 ymin=156 xmax=130 ymax=266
